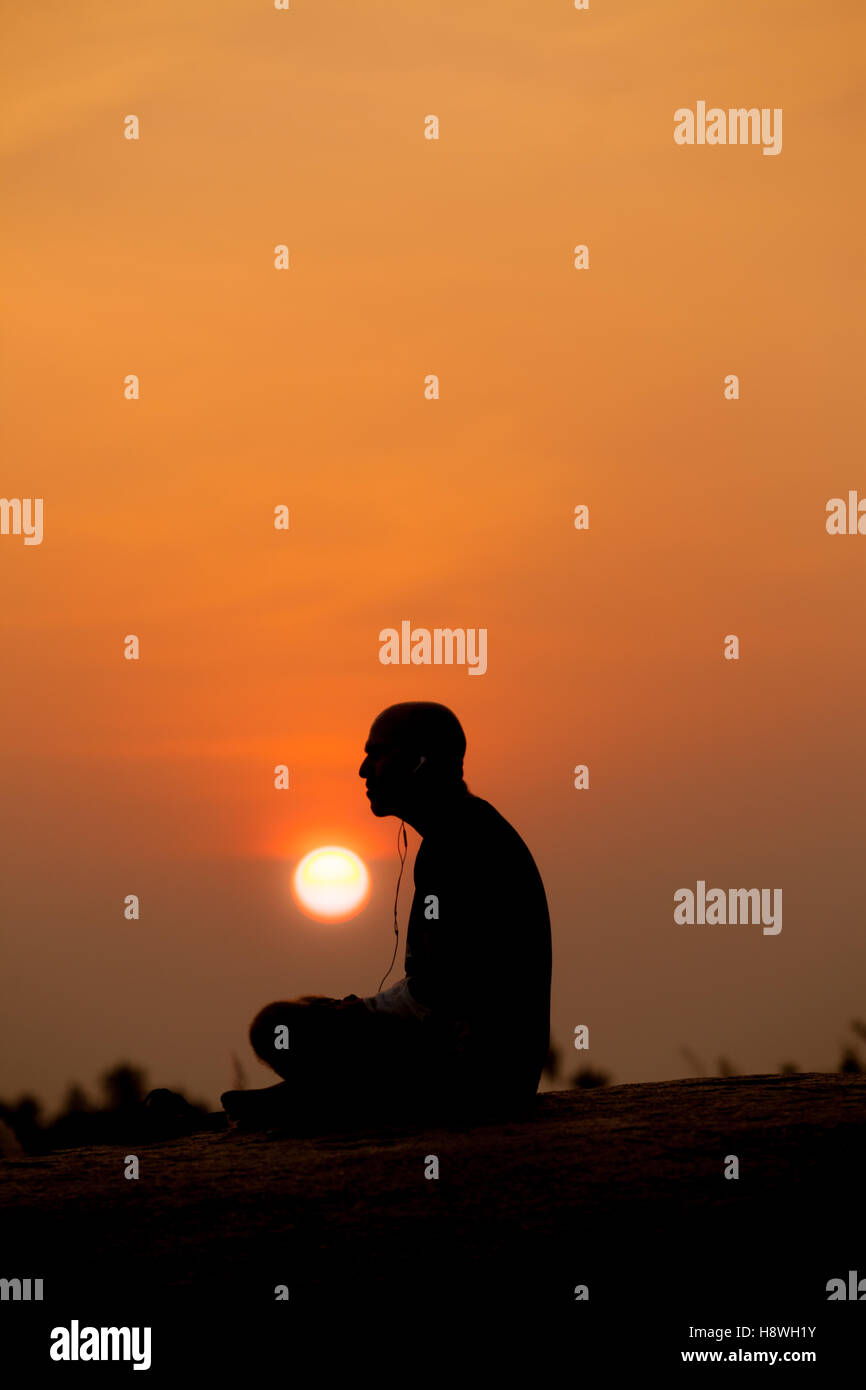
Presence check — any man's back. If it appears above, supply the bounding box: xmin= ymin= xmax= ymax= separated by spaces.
xmin=404 ymin=791 xmax=552 ymax=1106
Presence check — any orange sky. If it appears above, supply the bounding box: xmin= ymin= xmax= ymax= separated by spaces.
xmin=1 ymin=0 xmax=864 ymax=1112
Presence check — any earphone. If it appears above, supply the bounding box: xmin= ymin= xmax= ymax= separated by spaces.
xmin=376 ymin=756 xmax=427 ymax=991
xmin=376 ymin=756 xmax=426 ymax=990
xmin=377 ymin=818 xmax=409 ymax=993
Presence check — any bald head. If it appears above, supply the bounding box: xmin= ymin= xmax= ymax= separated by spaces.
xmin=359 ymin=703 xmax=467 ymax=820
xmin=372 ymin=702 xmax=466 ymax=771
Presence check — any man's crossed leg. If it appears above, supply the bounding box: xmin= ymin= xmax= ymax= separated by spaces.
xmin=220 ymin=994 xmax=459 ymax=1131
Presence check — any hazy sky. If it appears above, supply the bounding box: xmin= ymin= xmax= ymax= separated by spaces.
xmin=2 ymin=0 xmax=864 ymax=1113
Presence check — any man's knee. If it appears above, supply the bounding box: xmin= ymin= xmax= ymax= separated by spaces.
xmin=249 ymin=997 xmax=344 ymax=1065
xmin=249 ymin=1001 xmax=293 ymax=1061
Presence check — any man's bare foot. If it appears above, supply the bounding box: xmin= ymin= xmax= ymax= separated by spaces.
xmin=220 ymin=1082 xmax=293 ymax=1129
xmin=142 ymin=1089 xmax=226 ymax=1138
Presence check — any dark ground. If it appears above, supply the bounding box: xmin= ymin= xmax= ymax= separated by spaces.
xmin=2 ymin=1073 xmax=864 ymax=1372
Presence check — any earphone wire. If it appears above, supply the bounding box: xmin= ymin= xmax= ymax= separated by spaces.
xmin=377 ymin=819 xmax=408 ymax=993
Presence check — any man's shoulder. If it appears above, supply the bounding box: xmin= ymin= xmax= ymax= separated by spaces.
xmin=436 ymin=793 xmax=541 ymax=868
xmin=461 ymin=793 xmax=528 ymax=842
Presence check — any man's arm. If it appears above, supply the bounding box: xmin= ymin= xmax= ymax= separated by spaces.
xmin=360 ymin=977 xmax=433 ymax=1022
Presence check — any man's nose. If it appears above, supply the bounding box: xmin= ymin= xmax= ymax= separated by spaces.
xmin=359 ymin=758 xmax=369 ymax=778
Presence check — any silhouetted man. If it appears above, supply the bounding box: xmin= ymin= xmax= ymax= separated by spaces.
xmin=221 ymin=702 xmax=552 ymax=1129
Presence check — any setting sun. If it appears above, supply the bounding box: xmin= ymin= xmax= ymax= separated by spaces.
xmin=291 ymin=847 xmax=371 ymax=922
